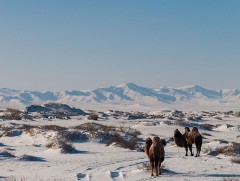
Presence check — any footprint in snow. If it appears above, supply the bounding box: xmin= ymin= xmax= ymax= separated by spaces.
xmin=106 ymin=171 xmax=124 ymax=179
xmin=76 ymin=173 xmax=90 ymax=181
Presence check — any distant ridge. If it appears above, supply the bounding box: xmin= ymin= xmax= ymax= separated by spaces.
xmin=0 ymin=83 xmax=240 ymax=110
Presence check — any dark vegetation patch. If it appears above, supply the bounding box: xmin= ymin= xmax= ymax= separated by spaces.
xmin=201 ymin=132 xmax=212 ymax=136
xmin=199 ymin=123 xmax=216 ymax=131
xmin=231 ymin=157 xmax=240 ymax=164
xmin=46 ymin=136 xmax=77 ymax=154
xmin=87 ymin=113 xmax=99 ymax=120
xmin=0 ymin=150 xmax=16 ymax=158
xmin=213 ymin=139 xmax=229 ymax=144
xmin=106 ymin=133 xmax=139 ymax=150
xmin=222 ymin=178 xmax=240 ymax=181
xmin=41 ymin=125 xmax=67 ymax=132
xmin=215 ymin=142 xmax=240 ymax=156
xmin=18 ymin=154 xmax=45 ymax=162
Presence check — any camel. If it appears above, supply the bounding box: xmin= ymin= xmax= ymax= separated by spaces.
xmin=173 ymin=128 xmax=193 ymax=156
xmin=148 ymin=136 xmax=165 ymax=176
xmin=185 ymin=127 xmax=202 ymax=157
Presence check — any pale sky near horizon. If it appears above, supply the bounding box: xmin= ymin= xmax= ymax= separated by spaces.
xmin=0 ymin=0 xmax=240 ymax=91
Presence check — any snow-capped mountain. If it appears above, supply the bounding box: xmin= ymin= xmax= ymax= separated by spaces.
xmin=0 ymin=83 xmax=240 ymax=110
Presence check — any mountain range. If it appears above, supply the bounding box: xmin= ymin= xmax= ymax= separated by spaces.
xmin=0 ymin=83 xmax=240 ymax=110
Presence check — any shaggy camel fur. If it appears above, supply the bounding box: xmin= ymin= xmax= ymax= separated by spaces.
xmin=185 ymin=127 xmax=202 ymax=157
xmin=144 ymin=138 xmax=166 ymax=157
xmin=174 ymin=128 xmax=193 ymax=156
xmin=148 ymin=136 xmax=165 ymax=176
xmin=144 ymin=137 xmax=152 ymax=158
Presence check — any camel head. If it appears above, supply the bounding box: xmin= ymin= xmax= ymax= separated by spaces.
xmin=145 ymin=137 xmax=152 ymax=146
xmin=174 ymin=129 xmax=181 ymax=135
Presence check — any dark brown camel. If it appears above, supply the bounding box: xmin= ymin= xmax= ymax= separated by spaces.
xmin=185 ymin=127 xmax=202 ymax=157
xmin=174 ymin=128 xmax=193 ymax=156
xmin=148 ymin=136 xmax=165 ymax=176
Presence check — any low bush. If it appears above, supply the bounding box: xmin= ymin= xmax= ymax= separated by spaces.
xmin=216 ymin=142 xmax=240 ymax=156
xmin=59 ymin=130 xmax=87 ymax=142
xmin=222 ymin=178 xmax=240 ymax=181
xmin=0 ymin=150 xmax=16 ymax=158
xmin=106 ymin=133 xmax=139 ymax=150
xmin=46 ymin=137 xmax=76 ymax=153
xmin=201 ymin=132 xmax=212 ymax=136
xmin=87 ymin=113 xmax=99 ymax=120
xmin=18 ymin=154 xmax=43 ymax=161
xmin=200 ymin=123 xmax=215 ymax=131
xmin=42 ymin=125 xmax=67 ymax=132
xmin=231 ymin=157 xmax=240 ymax=164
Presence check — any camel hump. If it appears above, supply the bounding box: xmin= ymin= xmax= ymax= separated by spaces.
xmin=192 ymin=127 xmax=199 ymax=133
xmin=146 ymin=137 xmax=152 ymax=143
xmin=185 ymin=127 xmax=190 ymax=132
xmin=152 ymin=136 xmax=161 ymax=144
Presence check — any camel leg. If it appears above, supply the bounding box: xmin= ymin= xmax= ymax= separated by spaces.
xmin=150 ymin=160 xmax=154 ymax=176
xmin=155 ymin=160 xmax=159 ymax=176
xmin=158 ymin=162 xmax=161 ymax=175
xmin=195 ymin=147 xmax=198 ymax=157
xmin=185 ymin=145 xmax=188 ymax=156
xmin=198 ymin=145 xmax=201 ymax=157
xmin=189 ymin=144 xmax=194 ymax=156
xmin=196 ymin=147 xmax=201 ymax=157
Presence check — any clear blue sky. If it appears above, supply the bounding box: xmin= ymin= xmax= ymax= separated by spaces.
xmin=0 ymin=0 xmax=239 ymax=91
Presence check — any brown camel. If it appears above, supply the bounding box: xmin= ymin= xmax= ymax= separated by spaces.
xmin=174 ymin=128 xmax=193 ymax=156
xmin=148 ymin=136 xmax=165 ymax=176
xmin=185 ymin=127 xmax=202 ymax=157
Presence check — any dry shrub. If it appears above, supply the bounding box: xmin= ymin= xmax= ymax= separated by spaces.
xmin=175 ymin=118 xmax=185 ymax=125
xmin=202 ymin=146 xmax=217 ymax=156
xmin=118 ymin=127 xmax=141 ymax=137
xmin=59 ymin=130 xmax=87 ymax=142
xmin=107 ymin=134 xmax=138 ymax=150
xmin=222 ymin=178 xmax=240 ymax=181
xmin=200 ymin=123 xmax=215 ymax=131
xmin=0 ymin=150 xmax=16 ymax=158
xmin=216 ymin=142 xmax=240 ymax=156
xmin=42 ymin=125 xmax=67 ymax=132
xmin=4 ymin=108 xmax=23 ymax=120
xmin=203 ymin=147 xmax=212 ymax=154
xmin=18 ymin=154 xmax=43 ymax=161
xmin=231 ymin=157 xmax=240 ymax=164
xmin=46 ymin=137 xmax=76 ymax=153
xmin=1 ymin=130 xmax=22 ymax=137
xmin=213 ymin=139 xmax=229 ymax=144
xmin=18 ymin=124 xmax=38 ymax=132
xmin=3 ymin=177 xmax=27 ymax=181
xmin=87 ymin=113 xmax=99 ymax=120
xmin=201 ymin=132 xmax=212 ymax=136
xmin=3 ymin=176 xmax=63 ymax=181
xmin=73 ymin=123 xmax=114 ymax=132
xmin=73 ymin=123 xmax=141 ymax=136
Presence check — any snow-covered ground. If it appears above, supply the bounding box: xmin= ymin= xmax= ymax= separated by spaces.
xmin=0 ymin=108 xmax=240 ymax=181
